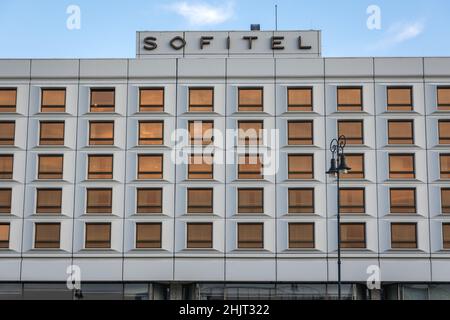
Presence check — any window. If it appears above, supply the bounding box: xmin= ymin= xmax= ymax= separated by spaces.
xmin=338 ymin=120 xmax=364 ymax=145
xmin=342 ymin=154 xmax=364 ymax=179
xmin=288 ymin=121 xmax=313 ymax=145
xmin=140 ymin=88 xmax=164 ymax=112
xmin=388 ymin=120 xmax=414 ymax=144
xmin=339 ymin=188 xmax=365 ymax=213
xmin=387 ymin=87 xmax=413 ymax=111
xmin=337 ymin=87 xmax=363 ymax=111
xmin=136 ymin=223 xmax=161 ymax=248
xmin=238 ymin=154 xmax=263 ymax=179
xmin=287 ymin=87 xmax=312 ymax=111
xmin=138 ymin=154 xmax=163 ymax=179
xmin=88 ymin=155 xmax=113 ymax=179
xmin=187 ymin=223 xmax=213 ymax=248
xmin=438 ymin=120 xmax=450 ymax=144
xmin=288 ymin=154 xmax=314 ymax=179
xmin=389 ymin=154 xmax=415 ymax=179
xmin=189 ymin=87 xmax=214 ymax=112
xmin=288 ymin=188 xmax=314 ymax=214
xmin=238 ymin=188 xmax=263 ymax=214
xmin=443 ymin=224 xmax=450 ymax=249
xmin=437 ymin=87 xmax=450 ymax=111
xmin=86 ymin=188 xmax=112 ymax=214
xmin=187 ymin=188 xmax=213 ymax=213
xmin=90 ymin=89 xmax=115 ymax=112
xmin=0 ymin=189 xmax=11 ymax=213
xmin=89 ymin=121 xmax=114 ymax=145
xmin=139 ymin=121 xmax=164 ymax=145
xmin=0 ymin=89 xmax=16 ymax=112
xmin=38 ymin=155 xmax=63 ymax=179
xmin=0 ymin=223 xmax=10 ymax=248
xmin=0 ymin=121 xmax=15 ymax=145
xmin=390 ymin=188 xmax=416 ymax=214
xmin=34 ymin=223 xmax=60 ymax=248
xmin=36 ymin=189 xmax=62 ymax=214
xmin=238 ymin=88 xmax=263 ymax=112
xmin=0 ymin=155 xmax=13 ymax=179
xmin=391 ymin=223 xmax=417 ymax=249
xmin=340 ymin=223 xmax=366 ymax=249
xmin=85 ymin=223 xmax=111 ymax=249
xmin=41 ymin=89 xmax=66 ymax=112
xmin=237 ymin=223 xmax=263 ymax=249
xmin=137 ymin=188 xmax=162 ymax=214
xmin=189 ymin=121 xmax=214 ymax=145
xmin=289 ymin=223 xmax=315 ymax=249
xmin=39 ymin=122 xmax=64 ymax=146
xmin=440 ymin=154 xmax=450 ymax=179
xmin=188 ymin=154 xmax=213 ymax=179
xmin=238 ymin=121 xmax=263 ymax=145
xmin=442 ymin=188 xmax=450 ymax=214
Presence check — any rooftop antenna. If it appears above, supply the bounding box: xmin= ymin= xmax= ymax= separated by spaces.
xmin=275 ymin=4 xmax=278 ymax=31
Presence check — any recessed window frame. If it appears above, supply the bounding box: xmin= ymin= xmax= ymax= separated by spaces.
xmin=87 ymin=154 xmax=113 ymax=180
xmin=337 ymin=86 xmax=363 ymax=112
xmin=89 ymin=121 xmax=114 ymax=145
xmin=86 ymin=188 xmax=113 ymax=214
xmin=136 ymin=188 xmax=163 ymax=214
xmin=188 ymin=154 xmax=213 ymax=180
xmin=188 ymin=87 xmax=214 ymax=112
xmin=0 ymin=155 xmax=13 ymax=180
xmin=137 ymin=154 xmax=164 ymax=180
xmin=138 ymin=120 xmax=164 ymax=145
xmin=237 ymin=188 xmax=264 ymax=214
xmin=90 ymin=88 xmax=115 ymax=113
xmin=0 ymin=121 xmax=15 ymax=146
xmin=0 ymin=188 xmax=12 ymax=214
xmin=387 ymin=86 xmax=413 ymax=111
xmin=388 ymin=120 xmax=414 ymax=145
xmin=340 ymin=223 xmax=366 ymax=249
xmin=237 ymin=222 xmax=264 ymax=249
xmin=389 ymin=188 xmax=417 ymax=214
xmin=341 ymin=154 xmax=365 ymax=179
xmin=0 ymin=88 xmax=17 ymax=113
xmin=189 ymin=120 xmax=214 ymax=145
xmin=339 ymin=188 xmax=366 ymax=214
xmin=441 ymin=188 xmax=450 ymax=214
xmin=437 ymin=86 xmax=450 ymax=111
xmin=391 ymin=222 xmax=418 ymax=249
xmin=287 ymin=87 xmax=313 ymax=112
xmin=186 ymin=222 xmax=213 ymax=249
xmin=38 ymin=154 xmax=63 ymax=180
xmin=438 ymin=120 xmax=450 ymax=145
xmin=237 ymin=154 xmax=263 ymax=180
xmin=135 ymin=222 xmax=162 ymax=249
xmin=288 ymin=222 xmax=315 ymax=249
xmin=85 ymin=223 xmax=111 ymax=249
xmin=238 ymin=87 xmax=263 ymax=112
xmin=288 ymin=154 xmax=314 ymax=179
xmin=440 ymin=154 xmax=450 ymax=179
xmin=187 ymin=188 xmax=213 ymax=214
xmin=288 ymin=188 xmax=314 ymax=214
xmin=36 ymin=188 xmax=62 ymax=214
xmin=338 ymin=120 xmax=364 ymax=145
xmin=139 ymin=87 xmax=164 ymax=112
xmin=34 ymin=223 xmax=61 ymax=249
xmin=39 ymin=121 xmax=65 ymax=146
xmin=287 ymin=120 xmax=313 ymax=145
xmin=40 ymin=88 xmax=66 ymax=113
xmin=0 ymin=223 xmax=10 ymax=248
xmin=443 ymin=223 xmax=450 ymax=249
xmin=389 ymin=153 xmax=416 ymax=179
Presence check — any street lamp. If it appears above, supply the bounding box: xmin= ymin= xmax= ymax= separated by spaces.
xmin=326 ymin=135 xmax=351 ymax=300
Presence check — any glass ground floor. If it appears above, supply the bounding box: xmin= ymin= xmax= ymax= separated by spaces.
xmin=0 ymin=282 xmax=449 ymax=300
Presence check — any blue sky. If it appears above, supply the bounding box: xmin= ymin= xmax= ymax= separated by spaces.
xmin=0 ymin=0 xmax=449 ymax=58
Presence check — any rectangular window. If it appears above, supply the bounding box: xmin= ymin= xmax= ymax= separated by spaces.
xmin=39 ymin=122 xmax=64 ymax=145
xmin=443 ymin=223 xmax=450 ymax=249
xmin=139 ymin=88 xmax=164 ymax=112
xmin=138 ymin=154 xmax=163 ymax=179
xmin=90 ymin=89 xmax=115 ymax=112
xmin=238 ymin=154 xmax=263 ymax=179
xmin=342 ymin=154 xmax=364 ymax=179
xmin=0 ymin=189 xmax=12 ymax=213
xmin=137 ymin=188 xmax=162 ymax=214
xmin=189 ymin=121 xmax=214 ymax=145
xmin=88 ymin=155 xmax=113 ymax=179
xmin=139 ymin=121 xmax=164 ymax=145
xmin=437 ymin=87 xmax=450 ymax=111
xmin=38 ymin=155 xmax=63 ymax=179
xmin=440 ymin=154 xmax=450 ymax=179
xmin=288 ymin=188 xmax=314 ymax=214
xmin=189 ymin=88 xmax=214 ymax=112
xmin=85 ymin=223 xmax=111 ymax=249
xmin=387 ymin=87 xmax=413 ymax=111
xmin=389 ymin=154 xmax=415 ymax=179
xmin=36 ymin=189 xmax=62 ymax=214
xmin=340 ymin=223 xmax=366 ymax=248
xmin=187 ymin=188 xmax=213 ymax=213
xmin=86 ymin=188 xmax=112 ymax=214
xmin=391 ymin=223 xmax=417 ymax=249
xmin=390 ymin=188 xmax=416 ymax=214
xmin=0 ymin=89 xmax=17 ymax=113
xmin=188 ymin=154 xmax=213 ymax=179
xmin=136 ymin=223 xmax=161 ymax=248
xmin=238 ymin=188 xmax=263 ymax=214
xmin=41 ymin=89 xmax=66 ymax=113
xmin=287 ymin=87 xmax=312 ymax=111
xmin=288 ymin=154 xmax=314 ymax=179
xmin=238 ymin=121 xmax=263 ymax=145
xmin=34 ymin=223 xmax=60 ymax=249
xmin=338 ymin=120 xmax=364 ymax=145
xmin=238 ymin=88 xmax=263 ymax=112
xmin=0 ymin=223 xmax=10 ymax=248
xmin=289 ymin=223 xmax=314 ymax=249
xmin=442 ymin=188 xmax=450 ymax=214
xmin=388 ymin=120 xmax=414 ymax=144
xmin=337 ymin=87 xmax=363 ymax=111
xmin=438 ymin=120 xmax=450 ymax=144
xmin=288 ymin=121 xmax=313 ymax=145
xmin=339 ymin=188 xmax=365 ymax=213
xmin=187 ymin=223 xmax=213 ymax=248
xmin=89 ymin=121 xmax=114 ymax=145
xmin=237 ymin=223 xmax=263 ymax=249
xmin=0 ymin=155 xmax=13 ymax=179
xmin=0 ymin=121 xmax=15 ymax=145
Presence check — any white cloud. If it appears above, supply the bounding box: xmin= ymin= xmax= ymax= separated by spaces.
xmin=369 ymin=20 xmax=425 ymax=51
xmin=167 ymin=1 xmax=234 ymax=26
